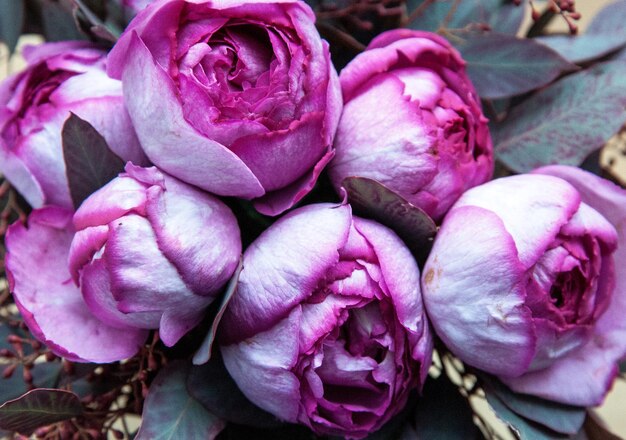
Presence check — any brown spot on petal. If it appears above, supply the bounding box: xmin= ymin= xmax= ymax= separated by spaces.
xmin=424 ymin=268 xmax=435 ymax=285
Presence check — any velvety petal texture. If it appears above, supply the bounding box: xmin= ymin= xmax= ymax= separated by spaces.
xmin=71 ymin=163 xmax=242 ymax=347
xmin=422 ymin=171 xmax=623 ymax=406
xmin=5 ymin=164 xmax=241 ymax=362
xmin=108 ymin=0 xmax=342 ymax=216
xmin=496 ymin=165 xmax=626 ymax=406
xmin=0 ymin=41 xmax=147 ymax=209
xmin=220 ymin=203 xmax=432 ymax=438
xmin=328 ymin=29 xmax=493 ymax=222
xmin=5 ymin=207 xmax=147 ymax=363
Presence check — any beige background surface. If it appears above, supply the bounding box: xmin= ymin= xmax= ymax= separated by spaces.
xmin=0 ymin=1 xmax=625 ymax=438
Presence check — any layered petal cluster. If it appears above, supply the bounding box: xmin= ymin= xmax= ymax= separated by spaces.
xmin=6 ymin=164 xmax=241 ymax=363
xmin=422 ymin=167 xmax=626 ymax=406
xmin=329 ymin=30 xmax=493 ymax=222
xmin=220 ymin=203 xmax=432 ymax=439
xmin=0 ymin=41 xmax=146 ymax=209
xmin=108 ymin=0 xmax=342 ymax=216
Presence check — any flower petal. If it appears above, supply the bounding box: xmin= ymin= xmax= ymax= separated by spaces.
xmin=5 ymin=207 xmax=147 ymax=363
xmin=221 ymin=203 xmax=352 ymax=344
xmin=120 ymin=32 xmax=264 ymax=199
xmin=422 ymin=205 xmax=535 ymax=377
xmin=502 ymin=165 xmax=626 ymax=405
xmin=145 ymin=174 xmax=241 ymax=296
xmin=221 ymin=306 xmax=302 ymax=422
xmin=453 ymin=174 xmax=581 ymax=269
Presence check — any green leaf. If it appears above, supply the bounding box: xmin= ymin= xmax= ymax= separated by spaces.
xmin=493 ymin=60 xmax=626 ymax=173
xmin=0 ymin=389 xmax=82 ymax=435
xmin=413 ymin=375 xmax=481 ymax=439
xmin=137 ymin=361 xmax=225 ymax=440
xmin=187 ymin=353 xmax=279 ymax=428
xmin=0 ymin=322 xmax=63 ymax=406
xmin=62 ymin=113 xmax=125 ymax=209
xmin=407 ymin=0 xmax=524 ymax=35
xmin=39 ymin=0 xmax=85 ymax=42
xmin=454 ymin=31 xmax=577 ymax=100
xmin=485 ymin=391 xmax=569 ymax=440
xmin=193 ymin=259 xmax=242 ymax=365
xmin=342 ymin=177 xmax=436 ymax=266
xmin=0 ymin=363 xmax=62 ymax=406
xmin=481 ymin=375 xmax=585 ymax=435
xmin=537 ymin=0 xmax=626 ymax=64
xmin=0 ymin=0 xmax=24 ymax=53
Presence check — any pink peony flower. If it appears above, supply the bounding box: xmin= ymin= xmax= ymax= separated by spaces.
xmin=220 ymin=203 xmax=432 ymax=439
xmin=6 ymin=164 xmax=241 ymax=363
xmin=107 ymin=0 xmax=342 ymax=216
xmin=329 ymin=29 xmax=493 ymax=222
xmin=0 ymin=41 xmax=147 ymax=209
xmin=422 ymin=167 xmax=626 ymax=406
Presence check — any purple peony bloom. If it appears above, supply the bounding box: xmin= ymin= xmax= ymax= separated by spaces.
xmin=107 ymin=0 xmax=342 ymax=216
xmin=220 ymin=203 xmax=432 ymax=439
xmin=422 ymin=167 xmax=626 ymax=406
xmin=0 ymin=41 xmax=147 ymax=209
xmin=6 ymin=164 xmax=241 ymax=363
xmin=329 ymin=29 xmax=493 ymax=222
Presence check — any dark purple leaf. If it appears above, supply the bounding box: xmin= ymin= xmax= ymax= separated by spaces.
xmin=40 ymin=0 xmax=85 ymax=42
xmin=342 ymin=177 xmax=436 ymax=265
xmin=62 ymin=113 xmax=124 ymax=209
xmin=193 ymin=258 xmax=242 ymax=365
xmin=481 ymin=375 xmax=585 ymax=435
xmin=0 ymin=0 xmax=24 ymax=53
xmin=137 ymin=361 xmax=225 ymax=440
xmin=188 ymin=353 xmax=280 ymax=428
xmin=0 ymin=389 xmax=82 ymax=435
xmin=455 ymin=31 xmax=577 ymax=100
xmin=73 ymin=0 xmax=121 ymax=42
xmin=493 ymin=60 xmax=626 ymax=172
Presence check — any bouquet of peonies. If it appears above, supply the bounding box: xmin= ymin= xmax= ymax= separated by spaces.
xmin=0 ymin=0 xmax=625 ymax=438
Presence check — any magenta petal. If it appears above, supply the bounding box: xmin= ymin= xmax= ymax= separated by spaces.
xmin=73 ymin=175 xmax=148 ymax=230
xmin=15 ymin=115 xmax=74 ymax=208
xmin=67 ymin=225 xmax=108 ymax=282
xmin=422 ymin=205 xmax=536 ymax=377
xmin=503 ymin=165 xmax=626 ymax=406
xmin=221 ymin=203 xmax=352 ymax=343
xmin=104 ymin=214 xmax=212 ymax=346
xmin=145 ymin=174 xmax=241 ymax=296
xmin=221 ymin=306 xmax=302 ymax=423
xmin=453 ymin=174 xmax=581 ymax=269
xmin=0 ymin=139 xmax=45 ymax=208
xmin=328 ymin=74 xmax=439 ymax=216
xmin=230 ymin=112 xmax=325 ymax=192
xmin=254 ymin=149 xmax=335 ymax=216
xmin=121 ymin=32 xmax=264 ymax=199
xmin=5 ymin=207 xmax=147 ymax=363
xmin=67 ymin=96 xmax=148 ymax=168
xmin=352 ymin=217 xmax=432 ymax=382
xmin=81 ymin=257 xmax=161 ymax=329
xmin=340 ymin=34 xmax=460 ymax=102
